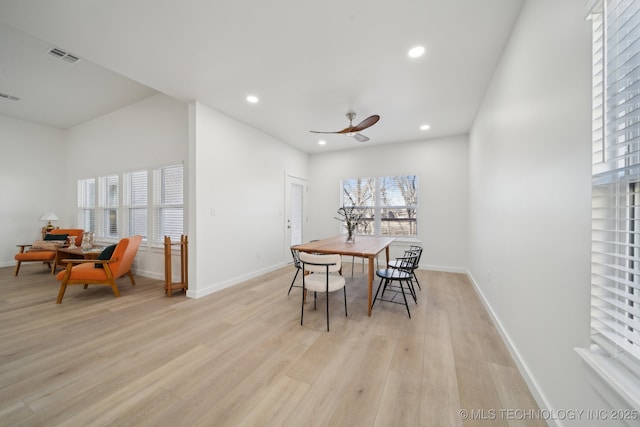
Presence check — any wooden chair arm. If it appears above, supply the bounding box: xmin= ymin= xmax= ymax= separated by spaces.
xmin=16 ymin=244 xmax=34 ymax=254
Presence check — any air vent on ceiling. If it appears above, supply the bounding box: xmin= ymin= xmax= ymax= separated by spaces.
xmin=47 ymin=46 xmax=81 ymax=64
xmin=0 ymin=92 xmax=20 ymax=101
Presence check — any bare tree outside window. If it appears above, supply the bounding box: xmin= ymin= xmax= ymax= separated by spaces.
xmin=342 ymin=175 xmax=418 ymax=237
xmin=342 ymin=178 xmax=375 ymax=235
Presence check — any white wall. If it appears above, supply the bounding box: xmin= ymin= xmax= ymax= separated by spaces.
xmin=469 ymin=1 xmax=631 ymax=425
xmin=65 ymin=93 xmax=189 ymax=278
xmin=188 ymin=102 xmax=308 ymax=297
xmin=65 ymin=93 xmax=187 ymax=175
xmin=308 ymin=135 xmax=468 ymax=272
xmin=0 ymin=115 xmax=66 ymax=267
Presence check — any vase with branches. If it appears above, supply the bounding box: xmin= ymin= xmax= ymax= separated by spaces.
xmin=335 ymin=203 xmax=363 ymax=243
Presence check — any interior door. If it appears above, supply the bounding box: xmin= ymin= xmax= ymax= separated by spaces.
xmin=285 ymin=175 xmax=307 ymax=260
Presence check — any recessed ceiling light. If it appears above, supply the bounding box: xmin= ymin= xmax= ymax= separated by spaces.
xmin=246 ymin=95 xmax=259 ymax=104
xmin=318 ymin=140 xmax=326 ymax=145
xmin=408 ymin=46 xmax=425 ymax=58
xmin=420 ymin=124 xmax=431 ymax=131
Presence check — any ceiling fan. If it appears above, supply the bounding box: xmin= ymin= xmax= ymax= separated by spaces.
xmin=310 ymin=112 xmax=380 ymax=142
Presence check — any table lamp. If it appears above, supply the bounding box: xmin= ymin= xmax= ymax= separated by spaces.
xmin=40 ymin=212 xmax=59 ymax=233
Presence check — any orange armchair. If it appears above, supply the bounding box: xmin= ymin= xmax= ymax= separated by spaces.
xmin=55 ymin=235 xmax=142 ymax=303
xmin=14 ymin=229 xmax=84 ymax=276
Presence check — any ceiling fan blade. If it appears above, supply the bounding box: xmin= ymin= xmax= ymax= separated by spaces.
xmin=351 ymin=115 xmax=380 ymax=132
xmin=353 ymin=133 xmax=369 ymax=142
xmin=310 ymin=114 xmax=379 ymax=139
xmin=310 ymin=126 xmax=352 ymax=134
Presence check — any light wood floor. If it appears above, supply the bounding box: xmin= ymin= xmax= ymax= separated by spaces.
xmin=0 ymin=262 xmax=545 ymax=427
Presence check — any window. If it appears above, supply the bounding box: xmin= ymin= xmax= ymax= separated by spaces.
xmin=77 ymin=163 xmax=184 ymax=245
xmin=584 ymin=0 xmax=640 ymax=409
xmin=77 ymin=178 xmax=95 ymax=233
xmin=154 ymin=164 xmax=184 ymax=242
xmin=341 ymin=175 xmax=418 ymax=237
xmin=124 ymin=170 xmax=148 ymax=239
xmin=97 ymin=174 xmax=119 ymax=239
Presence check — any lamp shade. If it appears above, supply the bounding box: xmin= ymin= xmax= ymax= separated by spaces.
xmin=40 ymin=212 xmax=59 ymax=221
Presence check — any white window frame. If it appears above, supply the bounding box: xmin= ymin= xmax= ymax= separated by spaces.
xmin=97 ymin=174 xmax=119 ymax=241
xmin=341 ymin=175 xmax=418 ymax=238
xmin=153 ymin=164 xmax=184 ymax=244
xmin=578 ymin=0 xmax=640 ymax=411
xmin=76 ymin=163 xmax=184 ymax=247
xmin=123 ymin=170 xmax=149 ymax=241
xmin=77 ymin=177 xmax=95 ymax=233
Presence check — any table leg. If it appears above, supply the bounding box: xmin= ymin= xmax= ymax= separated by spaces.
xmin=368 ymin=255 xmax=375 ymax=316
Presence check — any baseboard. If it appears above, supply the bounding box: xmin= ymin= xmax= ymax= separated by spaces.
xmin=0 ymin=261 xmax=14 ymax=268
xmin=131 ymin=268 xmax=164 ymax=280
xmin=127 ymin=262 xmax=289 ymax=298
xmin=465 ymin=269 xmax=558 ymax=427
xmin=186 ymin=263 xmax=288 ymax=299
xmin=422 ymin=263 xmax=467 ymax=274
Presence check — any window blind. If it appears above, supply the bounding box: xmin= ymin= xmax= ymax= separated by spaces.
xmin=77 ymin=178 xmax=95 ymax=232
xmin=342 ymin=177 xmax=376 ymax=235
xmin=154 ymin=164 xmax=184 ymax=242
xmin=591 ymin=0 xmax=640 ymax=370
xmin=379 ymin=175 xmax=418 ymax=236
xmin=96 ymin=175 xmax=119 ymax=239
xmin=78 ymin=164 xmax=184 ymax=245
xmin=123 ymin=170 xmax=148 ymax=238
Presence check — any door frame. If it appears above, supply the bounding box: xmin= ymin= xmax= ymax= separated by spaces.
xmin=284 ymin=173 xmax=308 ymax=261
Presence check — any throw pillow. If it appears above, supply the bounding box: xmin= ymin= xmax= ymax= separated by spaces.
xmin=95 ymin=244 xmax=117 ymax=269
xmin=44 ymin=233 xmax=68 ymax=241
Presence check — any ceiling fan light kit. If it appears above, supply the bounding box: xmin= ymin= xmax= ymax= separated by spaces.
xmin=310 ymin=112 xmax=380 ymax=143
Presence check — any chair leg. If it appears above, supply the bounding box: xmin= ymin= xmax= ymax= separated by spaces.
xmin=371 ymin=277 xmax=385 ymax=310
xmin=380 ymin=279 xmax=389 ymax=299
xmin=413 ymin=270 xmax=422 ymax=290
xmin=111 ymin=282 xmax=121 ymax=297
xmin=400 ymin=280 xmax=411 ymax=319
xmin=300 ymin=284 xmax=305 ymax=326
xmin=351 ymin=257 xmax=364 ymax=277
xmin=407 ymin=278 xmax=417 ymax=303
xmin=56 ymin=282 xmax=68 ymax=304
xmin=14 ymin=261 xmax=21 ymax=276
xmin=288 ymin=269 xmax=300 ymax=295
xmin=343 ymin=286 xmax=348 ymax=317
xmin=326 ymin=291 xmax=330 ymax=332
xmin=126 ymin=271 xmax=136 ymax=286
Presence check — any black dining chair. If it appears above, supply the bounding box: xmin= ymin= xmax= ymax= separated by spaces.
xmin=287 ymin=248 xmax=303 ymax=295
xmin=371 ymin=254 xmax=418 ymax=318
xmin=388 ymin=245 xmax=423 ymax=290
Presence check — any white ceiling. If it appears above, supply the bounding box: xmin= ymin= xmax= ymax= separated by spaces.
xmin=0 ymin=0 xmax=523 ymax=153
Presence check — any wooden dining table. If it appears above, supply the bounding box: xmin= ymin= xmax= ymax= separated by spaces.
xmin=291 ymin=235 xmax=395 ymax=316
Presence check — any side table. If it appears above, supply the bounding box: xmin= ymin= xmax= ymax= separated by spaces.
xmin=54 ymin=247 xmax=104 ymax=273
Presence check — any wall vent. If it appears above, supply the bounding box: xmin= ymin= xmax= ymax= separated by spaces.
xmin=47 ymin=46 xmax=81 ymax=64
xmin=0 ymin=92 xmax=20 ymax=101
